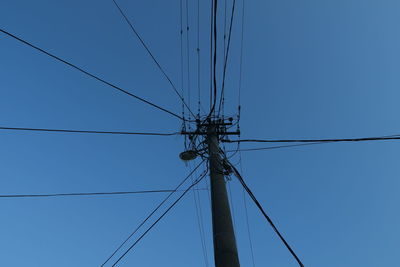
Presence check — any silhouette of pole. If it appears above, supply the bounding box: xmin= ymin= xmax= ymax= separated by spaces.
xmin=207 ymin=124 xmax=240 ymax=267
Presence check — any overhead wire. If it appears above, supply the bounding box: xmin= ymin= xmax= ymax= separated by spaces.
xmin=185 ymin=0 xmax=193 ymax=128
xmin=239 ymin=149 xmax=256 ymax=267
xmin=180 ymin=0 xmax=188 ymax=148
xmin=111 ymin=0 xmax=196 ymax=119
xmin=227 ymin=177 xmax=237 ymax=230
xmin=209 ymin=0 xmax=214 ymax=111
xmin=224 ymin=0 xmax=228 ymax=58
xmin=227 ymin=142 xmax=329 ymax=152
xmin=220 ymin=143 xmax=238 ymax=231
xmin=221 ymin=0 xmax=228 ymax=118
xmin=101 ymin=160 xmax=204 ymax=266
xmin=212 ymin=0 xmax=218 ymax=116
xmin=221 ymin=136 xmax=238 ymax=230
xmin=0 ymin=28 xmax=184 ymax=121
xmin=225 ymin=136 xmax=241 ymax=158
xmin=111 ymin=169 xmax=209 ymax=266
xmin=208 ymin=0 xmax=218 ymax=118
xmin=223 ymin=134 xmax=400 ymax=143
xmin=217 ymin=0 xmax=236 ymax=115
xmin=196 ymin=0 xmax=202 ymax=117
xmin=0 ymin=126 xmax=179 ymax=136
xmin=228 ymin=135 xmax=400 ymax=152
xmin=195 ymin=178 xmax=209 ymax=267
xmin=0 ymin=189 xmax=206 ymax=199
xmin=189 ymin=161 xmax=210 ymax=267
xmin=237 ymin=0 xmax=245 ymax=122
xmin=227 ymin=161 xmax=305 ymax=267
xmin=203 ymin=164 xmax=212 ymax=207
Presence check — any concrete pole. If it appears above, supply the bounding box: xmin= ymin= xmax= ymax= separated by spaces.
xmin=207 ymin=125 xmax=240 ymax=267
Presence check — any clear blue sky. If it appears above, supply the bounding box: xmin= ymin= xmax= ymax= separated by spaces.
xmin=1 ymin=0 xmax=400 ymax=266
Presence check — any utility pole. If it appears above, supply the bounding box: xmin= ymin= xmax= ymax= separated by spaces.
xmin=207 ymin=123 xmax=240 ymax=267
xmin=181 ymin=119 xmax=240 ymax=266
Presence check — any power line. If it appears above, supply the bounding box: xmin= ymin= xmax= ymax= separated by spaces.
xmin=239 ymin=149 xmax=256 ymax=267
xmin=0 ymin=126 xmax=179 ymax=136
xmin=196 ymin=0 xmax=201 ymax=116
xmin=227 ymin=142 xmax=331 ymax=152
xmin=221 ymin=0 xmax=227 ymax=118
xmin=101 ymin=160 xmax=205 ymax=266
xmin=223 ymin=134 xmax=400 ymax=144
xmin=218 ymin=0 xmax=237 ymax=115
xmin=111 ymin=0 xmax=196 ymax=119
xmin=208 ymin=0 xmax=218 ymax=117
xmin=189 ymin=162 xmax=210 ymax=267
xmin=209 ymin=0 xmax=214 ymax=111
xmin=225 ymin=135 xmax=400 ymax=154
xmin=242 ymin=189 xmax=256 ymax=267
xmin=227 ymin=179 xmax=237 ymax=230
xmin=180 ymin=0 xmax=188 ymax=149
xmin=0 ymin=189 xmax=204 ymax=199
xmin=237 ymin=0 xmax=245 ymax=119
xmin=223 ymin=0 xmax=227 ymax=59
xmin=228 ymin=161 xmax=305 ymax=267
xmin=0 ymin=28 xmax=184 ymax=121
xmin=185 ymin=0 xmax=193 ymax=126
xmin=111 ymin=169 xmax=208 ymax=266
